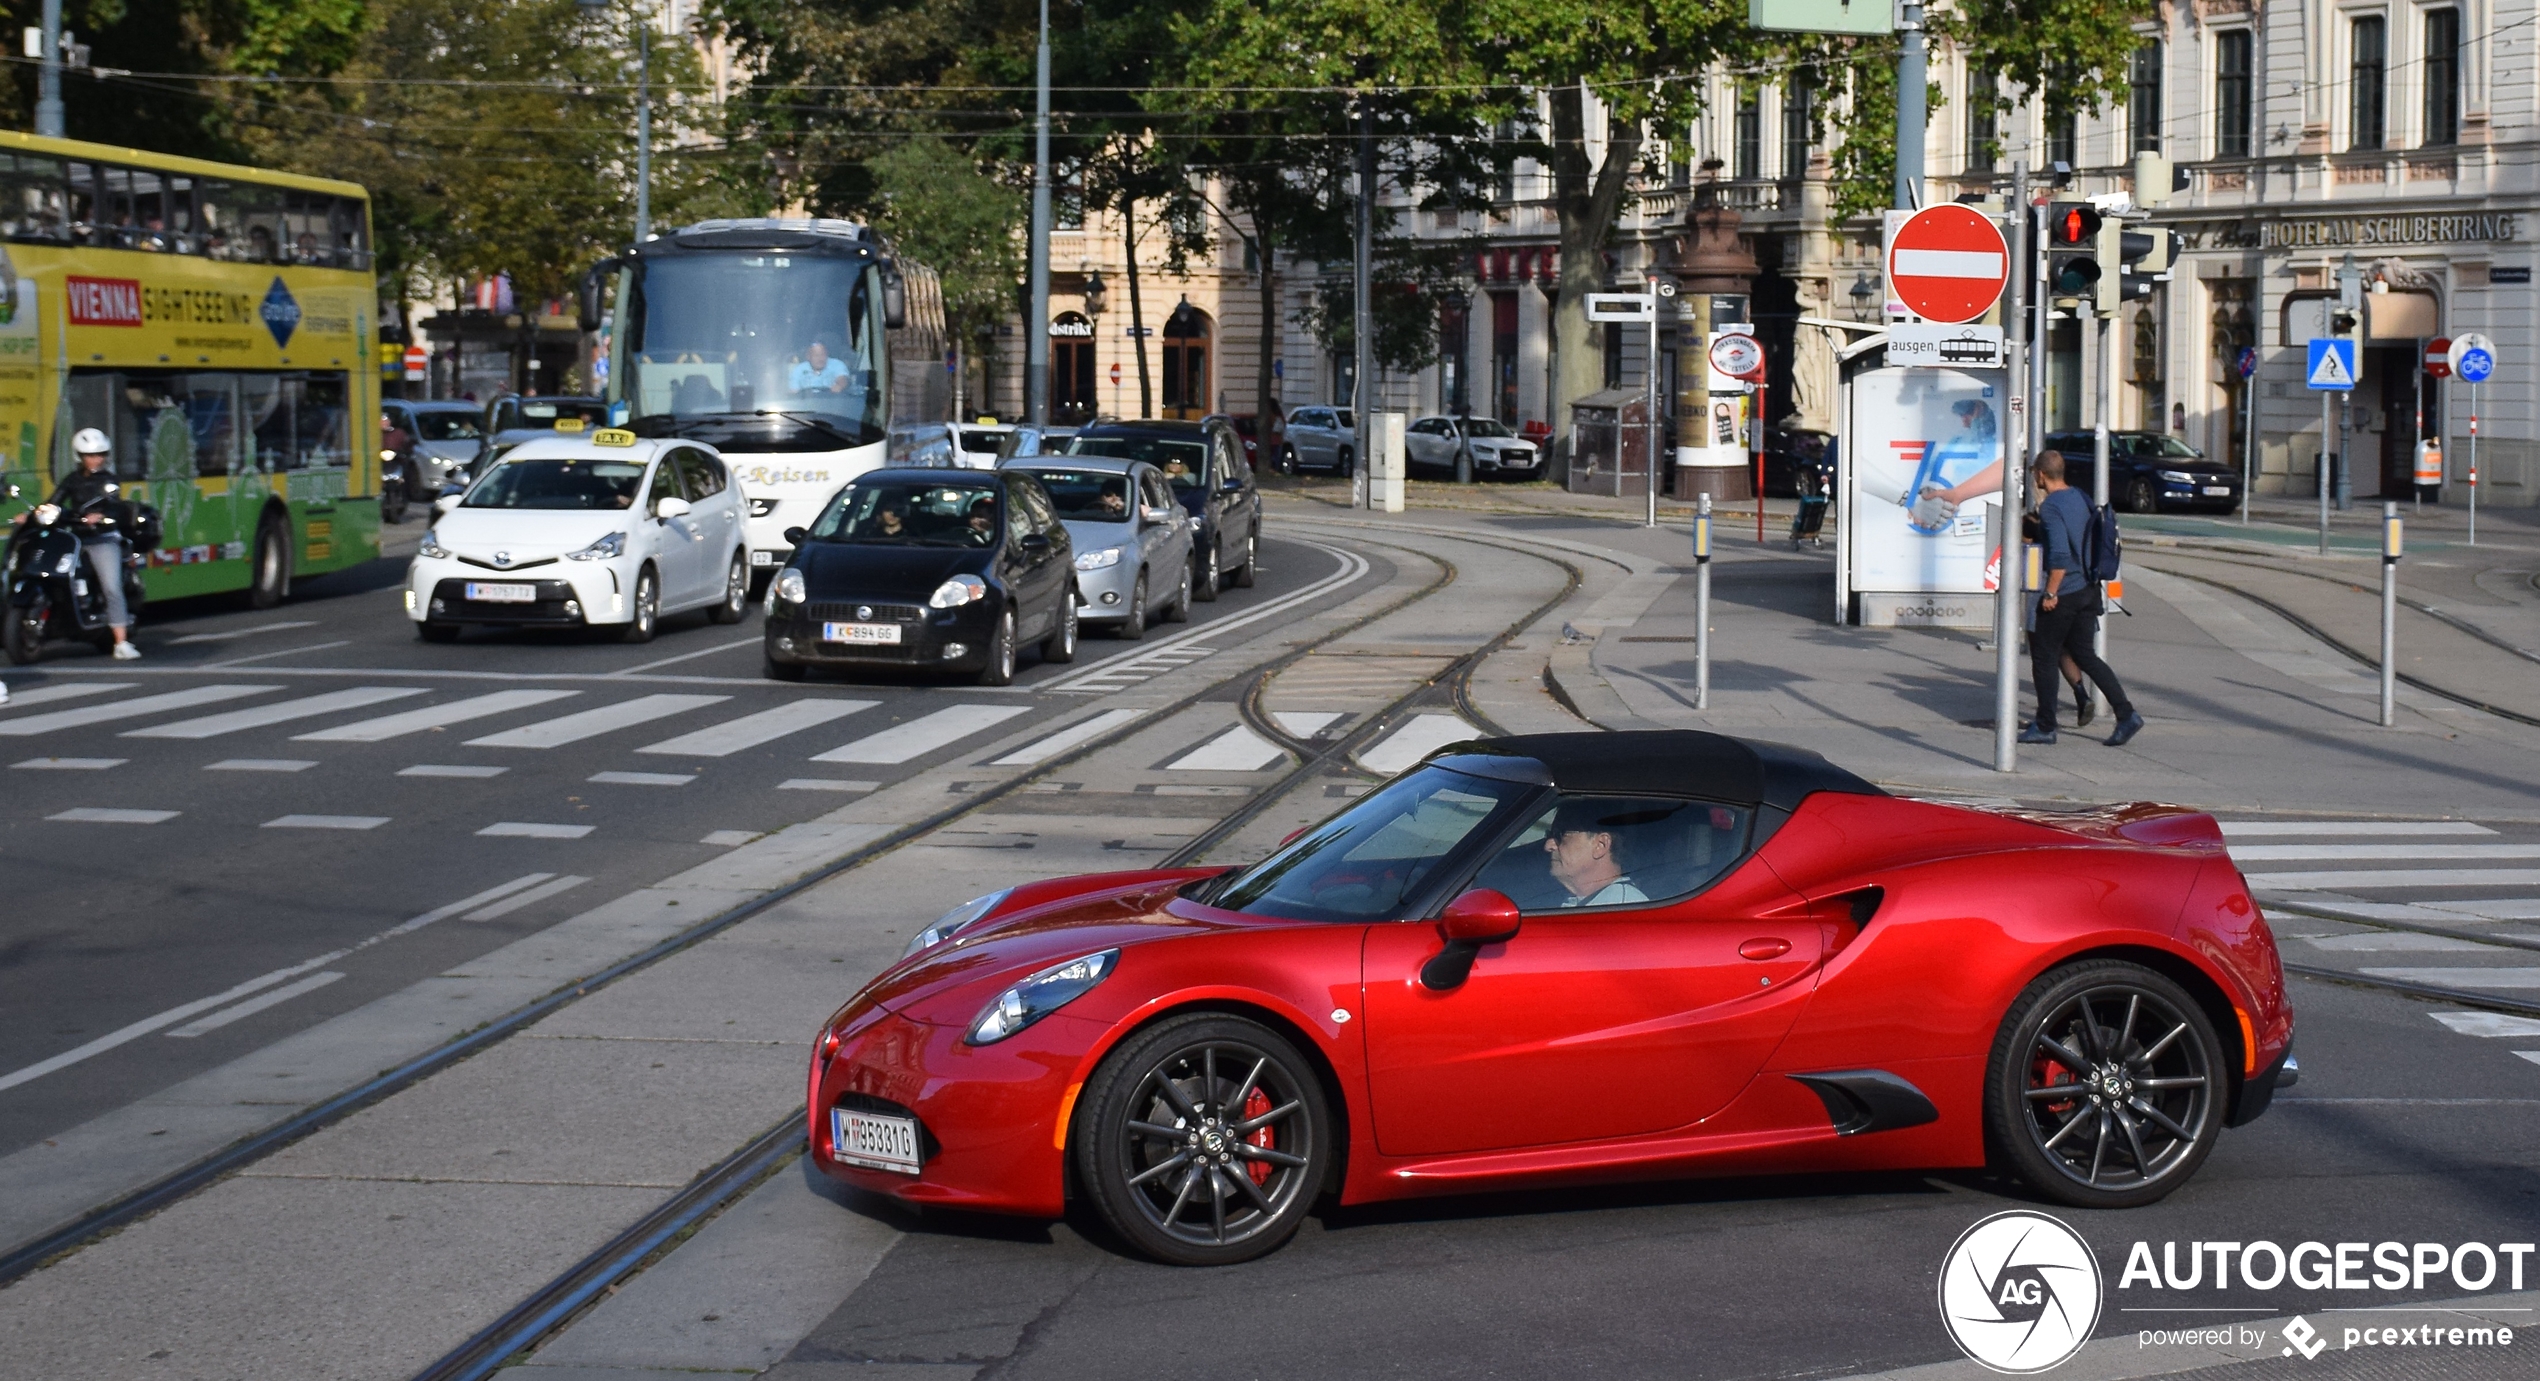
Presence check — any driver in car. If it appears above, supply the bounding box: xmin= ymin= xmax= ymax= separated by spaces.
xmin=1096 ymin=482 xmax=1128 ymax=517
xmin=1544 ymin=800 xmax=1648 ymax=907
xmin=965 ymin=495 xmax=998 ymax=541
xmin=790 ymin=339 xmax=850 ymax=395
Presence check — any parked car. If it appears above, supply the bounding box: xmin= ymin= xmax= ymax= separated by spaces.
xmin=1067 ymin=418 xmax=1260 ymax=601
xmin=1008 ymin=456 xmax=1195 ymax=639
xmin=485 ymin=394 xmax=609 ymax=436
xmin=762 ymin=467 xmax=1078 ymax=685
xmin=805 ymin=729 xmax=2291 ymax=1264
xmin=949 ymin=422 xmax=1015 ymax=469
xmin=1215 ymin=412 xmax=1281 ymax=473
xmin=887 ymin=423 xmax=963 ymax=469
xmin=1404 ymin=415 xmax=1542 ymax=480
xmin=410 ymin=433 xmax=749 ymax=644
xmin=1283 ymin=406 xmax=1356 ymax=475
xmin=383 ymin=400 xmax=488 ymax=500
xmin=997 ymin=423 xmax=1080 ymax=463
xmin=2041 ymin=430 xmax=2244 ymax=514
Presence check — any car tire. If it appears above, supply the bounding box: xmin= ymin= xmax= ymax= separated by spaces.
xmin=1336 ymin=446 xmax=1356 ymax=479
xmin=1161 ymin=561 xmax=1191 ymax=623
xmin=2123 ymin=477 xmax=2156 ymax=514
xmin=1984 ymin=958 xmax=2225 ymax=1210
xmin=416 ymin=621 xmax=459 ymax=644
xmin=762 ymin=653 xmax=806 ymax=682
xmin=1118 ymin=571 xmax=1148 ymax=640
xmin=5 ymin=607 xmax=43 ymax=665
xmin=1042 ymin=586 xmax=1079 ymax=664
xmin=247 ymin=516 xmax=291 ymax=610
xmin=380 ymin=480 xmax=409 ymax=526
xmin=1071 ymin=1011 xmax=1332 ymax=1267
xmin=1230 ymin=532 xmax=1256 ymax=588
xmin=1277 ymin=444 xmax=1297 ymax=475
xmin=619 ymin=565 xmax=659 ymax=644
xmin=707 ymin=552 xmax=748 ymax=624
xmin=974 ymin=607 xmax=1016 ymax=686
xmin=1193 ymin=543 xmax=1224 ymax=601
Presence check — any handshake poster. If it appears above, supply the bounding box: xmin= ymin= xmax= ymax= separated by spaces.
xmin=1851 ymin=366 xmax=2009 ymax=595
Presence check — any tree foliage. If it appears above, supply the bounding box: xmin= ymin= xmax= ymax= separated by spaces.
xmin=864 ymin=137 xmax=1025 ymax=345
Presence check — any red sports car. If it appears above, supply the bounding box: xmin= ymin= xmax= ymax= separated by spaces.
xmin=808 ymin=731 xmax=2294 ymax=1265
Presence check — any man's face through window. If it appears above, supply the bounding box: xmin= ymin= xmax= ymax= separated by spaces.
xmin=1544 ymin=826 xmax=1618 ymax=899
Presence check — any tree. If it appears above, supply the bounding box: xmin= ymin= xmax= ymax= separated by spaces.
xmin=4 ymin=0 xmax=366 ymax=160
xmin=864 ymin=137 xmax=1026 ymax=419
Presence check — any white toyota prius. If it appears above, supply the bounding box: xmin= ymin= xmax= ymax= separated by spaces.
xmin=407 ymin=431 xmax=750 ymax=643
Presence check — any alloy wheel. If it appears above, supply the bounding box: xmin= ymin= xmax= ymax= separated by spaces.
xmin=2014 ymin=981 xmax=2215 ymax=1196
xmin=1110 ymin=1033 xmax=1319 ymax=1256
xmin=620 ymin=569 xmax=659 ymax=643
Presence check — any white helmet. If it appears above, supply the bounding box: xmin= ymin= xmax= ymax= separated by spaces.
xmin=71 ymin=427 xmax=110 ymax=455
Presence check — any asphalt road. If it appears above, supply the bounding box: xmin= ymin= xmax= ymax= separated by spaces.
xmin=0 ymin=529 xmax=1362 ymax=1161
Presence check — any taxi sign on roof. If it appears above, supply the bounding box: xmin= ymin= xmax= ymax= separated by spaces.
xmin=591 ymin=427 xmax=638 ymax=447
xmin=554 ymin=417 xmax=587 ymax=433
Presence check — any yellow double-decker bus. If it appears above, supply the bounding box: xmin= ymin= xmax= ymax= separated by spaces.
xmin=0 ymin=129 xmax=380 ymax=607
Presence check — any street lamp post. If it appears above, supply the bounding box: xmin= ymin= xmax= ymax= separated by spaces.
xmin=35 ymin=0 xmax=62 ymax=138
xmin=1025 ymin=0 xmax=1053 ymax=425
xmin=580 ymin=0 xmax=651 ymax=242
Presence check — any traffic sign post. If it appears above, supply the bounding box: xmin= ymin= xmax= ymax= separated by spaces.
xmin=1992 ymin=166 xmax=2028 ymax=775
xmin=2307 ymin=338 xmax=2358 ymax=554
xmin=1586 ymin=280 xmax=1674 ymax=527
xmin=2450 ymin=333 xmax=2496 ymax=545
xmin=2237 ymin=346 xmax=2258 ymax=524
xmin=1885 ymin=205 xmax=2010 ymax=324
xmin=1693 ymin=494 xmax=1712 ymax=709
xmin=2381 ymin=502 xmax=2403 ymax=727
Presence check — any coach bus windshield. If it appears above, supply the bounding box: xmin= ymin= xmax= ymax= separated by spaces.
xmin=623 ymin=252 xmax=887 ymax=452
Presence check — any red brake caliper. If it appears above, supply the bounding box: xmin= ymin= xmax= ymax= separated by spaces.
xmin=1243 ymin=1087 xmax=1275 ymax=1186
xmin=2031 ymin=1053 xmax=2076 ymax=1115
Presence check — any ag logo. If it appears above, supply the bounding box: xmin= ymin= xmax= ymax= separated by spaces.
xmin=1938 ymin=1211 xmax=2102 ymax=1373
xmin=261 ymin=277 xmax=302 ymax=349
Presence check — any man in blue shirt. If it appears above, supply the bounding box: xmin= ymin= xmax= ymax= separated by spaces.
xmin=789 ymin=339 xmax=849 ymax=395
xmin=2021 ymin=451 xmax=2144 ymax=746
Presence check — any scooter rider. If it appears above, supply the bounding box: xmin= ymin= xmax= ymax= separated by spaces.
xmin=31 ymin=429 xmax=142 ymax=659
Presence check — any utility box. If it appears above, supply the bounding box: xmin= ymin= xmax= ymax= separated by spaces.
xmin=1567 ymin=389 xmax=1658 ymax=497
xmin=1371 ymin=411 xmax=1406 ymax=513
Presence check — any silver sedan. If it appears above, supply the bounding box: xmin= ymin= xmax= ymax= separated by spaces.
xmin=1008 ymin=458 xmax=1195 ymax=639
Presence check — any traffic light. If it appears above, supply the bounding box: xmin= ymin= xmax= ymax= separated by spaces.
xmin=2120 ymin=228 xmax=2183 ymax=305
xmin=2095 ymin=220 xmax=2156 ymax=312
xmin=2044 ymin=200 xmax=2102 ymax=301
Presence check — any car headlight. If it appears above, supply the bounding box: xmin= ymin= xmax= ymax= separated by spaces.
xmin=774 ymin=567 xmax=807 ymax=604
xmin=2158 ymin=470 xmax=2196 ymax=484
xmin=567 ymin=531 xmax=627 ymax=561
xmin=1074 ymin=546 xmax=1123 ymax=571
xmin=966 ymin=949 xmax=1117 ymax=1045
xmin=903 ymin=889 xmax=1011 ymax=958
xmin=928 ymin=574 xmax=987 ymax=609
xmin=418 ymin=530 xmax=449 ymax=559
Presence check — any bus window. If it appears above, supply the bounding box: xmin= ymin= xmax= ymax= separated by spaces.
xmin=293 ymin=374 xmax=349 ymax=469
xmin=126 ymin=170 xmax=171 ymax=252
xmin=66 ymin=373 xmax=138 ymax=479
xmin=330 ymin=196 xmax=368 ymax=263
xmin=66 ymin=162 xmax=103 ymax=244
xmin=200 ymin=178 xmax=283 ymax=262
xmin=283 ymin=191 xmax=330 ymax=266
xmin=244 ymin=374 xmax=289 ymax=470
xmin=0 ymin=153 xmax=69 ymax=242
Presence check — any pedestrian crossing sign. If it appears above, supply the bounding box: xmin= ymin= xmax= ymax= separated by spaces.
xmin=2306 ymin=338 xmax=2358 ymax=391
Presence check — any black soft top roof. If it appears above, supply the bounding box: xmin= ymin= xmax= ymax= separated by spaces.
xmin=1429 ymin=730 xmax=1884 ymax=812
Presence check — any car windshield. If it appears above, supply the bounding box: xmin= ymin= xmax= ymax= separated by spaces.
xmin=1462 ymin=418 xmax=1513 ymax=438
xmin=1209 ymin=766 xmax=1541 ymax=922
xmin=623 ymin=251 xmax=887 ymax=450
xmin=809 ymin=479 xmax=1000 ymax=547
xmin=2120 ymin=434 xmax=2203 ymax=459
xmin=957 ymin=429 xmax=1005 ymax=454
xmin=1069 ymin=434 xmax=1208 ymax=492
xmin=413 ymin=412 xmax=482 ymax=442
xmin=1021 ymin=469 xmax=1133 ymax=521
xmin=513 ymin=399 xmax=609 ymax=429
xmin=464 ymin=456 xmax=645 ymax=510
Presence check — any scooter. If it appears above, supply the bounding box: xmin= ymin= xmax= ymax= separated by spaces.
xmin=4 ymin=484 xmax=156 ymax=665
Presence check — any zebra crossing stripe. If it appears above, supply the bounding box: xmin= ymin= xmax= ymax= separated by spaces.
xmin=1357 ymin=714 xmax=1480 ymax=775
xmin=124 ymin=687 xmax=427 ymax=740
xmin=2220 ymin=820 xmax=2496 ymax=838
xmin=637 ymin=699 xmax=878 ymax=757
xmin=990 ymin=708 xmax=1144 ymax=766
xmin=0 ymin=685 xmax=279 ymax=736
xmin=465 ymin=694 xmax=730 ymax=749
xmin=811 ymin=704 xmax=1031 ymax=764
xmin=1167 ymin=725 xmax=1287 ymax=772
xmin=297 ymin=689 xmax=582 ymax=742
xmin=2232 ymin=844 xmax=2540 ymax=862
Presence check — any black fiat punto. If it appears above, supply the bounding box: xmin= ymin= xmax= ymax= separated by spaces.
xmin=763 ymin=468 xmax=1077 ymax=684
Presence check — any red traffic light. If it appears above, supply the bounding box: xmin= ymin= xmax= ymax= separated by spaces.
xmin=2048 ymin=202 xmax=2102 ymax=246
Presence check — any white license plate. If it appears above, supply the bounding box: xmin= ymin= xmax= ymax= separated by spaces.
xmin=823 ymin=622 xmax=901 ymax=645
xmin=465 ymin=582 xmax=537 ymax=603
xmin=2202 ymin=486 xmax=2231 ymax=496
xmin=831 ymin=1107 xmax=921 ymax=1174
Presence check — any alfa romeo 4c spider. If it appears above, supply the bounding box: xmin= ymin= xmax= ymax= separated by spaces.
xmin=808 ymin=731 xmax=2294 ymax=1265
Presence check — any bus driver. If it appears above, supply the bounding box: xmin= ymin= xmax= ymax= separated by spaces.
xmin=790 ymin=339 xmax=850 ymax=396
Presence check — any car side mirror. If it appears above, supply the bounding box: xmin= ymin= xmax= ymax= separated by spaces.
xmin=1017 ymin=531 xmax=1051 ymax=551
xmin=1220 ymin=474 xmax=1243 ymax=492
xmin=654 ymin=496 xmax=692 ymax=520
xmin=1421 ymin=889 xmax=1521 ymax=991
xmin=1139 ymin=505 xmax=1172 ymax=524
xmin=433 ymin=495 xmax=461 ymax=517
xmin=783 ymin=526 xmax=807 ymax=545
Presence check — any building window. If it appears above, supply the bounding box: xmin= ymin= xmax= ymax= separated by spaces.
xmin=2350 ymin=17 xmax=2386 ymax=151
xmin=2129 ymin=42 xmax=2163 ymax=154
xmin=1054 ymin=159 xmax=1084 ymax=231
xmin=2216 ymin=30 xmax=2253 ymax=158
xmin=1965 ymin=68 xmax=1998 ymax=176
xmin=1734 ymin=92 xmax=1762 ymax=180
xmin=2049 ymin=111 xmax=2077 ymax=170
xmin=1491 ymin=119 xmax=1518 ymax=202
xmin=2425 ymin=9 xmax=2461 ymax=146
xmin=1779 ymin=77 xmax=1814 ymax=179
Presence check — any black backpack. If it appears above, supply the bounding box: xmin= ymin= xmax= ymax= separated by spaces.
xmin=2081 ymin=501 xmax=2121 ymax=583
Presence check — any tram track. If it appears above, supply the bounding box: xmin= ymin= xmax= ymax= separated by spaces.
xmin=403 ymin=525 xmax=1591 ymax=1381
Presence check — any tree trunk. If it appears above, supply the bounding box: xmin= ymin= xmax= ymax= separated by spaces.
xmin=1125 ymin=198 xmax=1152 ymax=418
xmin=1547 ymin=83 xmax=1642 ymax=482
xmin=952 ymin=335 xmax=965 ymax=423
xmin=1254 ymin=230 xmax=1278 ymax=438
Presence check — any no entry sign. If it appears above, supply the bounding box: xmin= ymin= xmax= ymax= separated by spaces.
xmin=1885 ymin=205 xmax=2009 ymax=324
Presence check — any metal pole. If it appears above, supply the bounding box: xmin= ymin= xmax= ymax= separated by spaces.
xmin=1895 ymin=3 xmax=1926 ymax=210
xmin=2335 ymin=386 xmax=2352 ymax=512
xmin=1694 ymin=494 xmax=1712 ymax=709
xmin=635 ymin=20 xmax=651 ymax=242
xmin=2093 ymin=312 xmax=2112 ymax=661
xmin=1353 ymin=100 xmax=1375 ymax=512
xmin=2379 ymin=501 xmax=2400 ymax=727
xmin=1025 ymin=0 xmax=1053 ymax=425
xmin=2241 ymin=355 xmax=2256 ymax=524
xmin=1646 ymin=277 xmax=1660 ymax=528
xmin=2030 ymin=225 xmax=2048 ymax=463
xmin=1995 ymin=162 xmax=2029 ymax=772
xmin=2318 ymin=391 xmax=2331 ymax=554
xmin=35 ymin=0 xmax=62 ymax=138
xmin=2468 ymin=382 xmax=2479 ymax=545
xmin=1753 ymin=380 xmax=1768 ymax=543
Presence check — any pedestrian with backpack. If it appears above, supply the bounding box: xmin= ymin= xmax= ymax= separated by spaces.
xmin=2019 ymin=450 xmax=2143 ymax=747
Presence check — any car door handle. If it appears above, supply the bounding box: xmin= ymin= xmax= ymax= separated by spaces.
xmin=1738 ymin=938 xmax=1792 ymax=961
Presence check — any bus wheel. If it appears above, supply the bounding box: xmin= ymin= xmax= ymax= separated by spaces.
xmin=4 ymin=609 xmax=42 ymax=665
xmin=248 ymin=518 xmax=292 ymax=609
